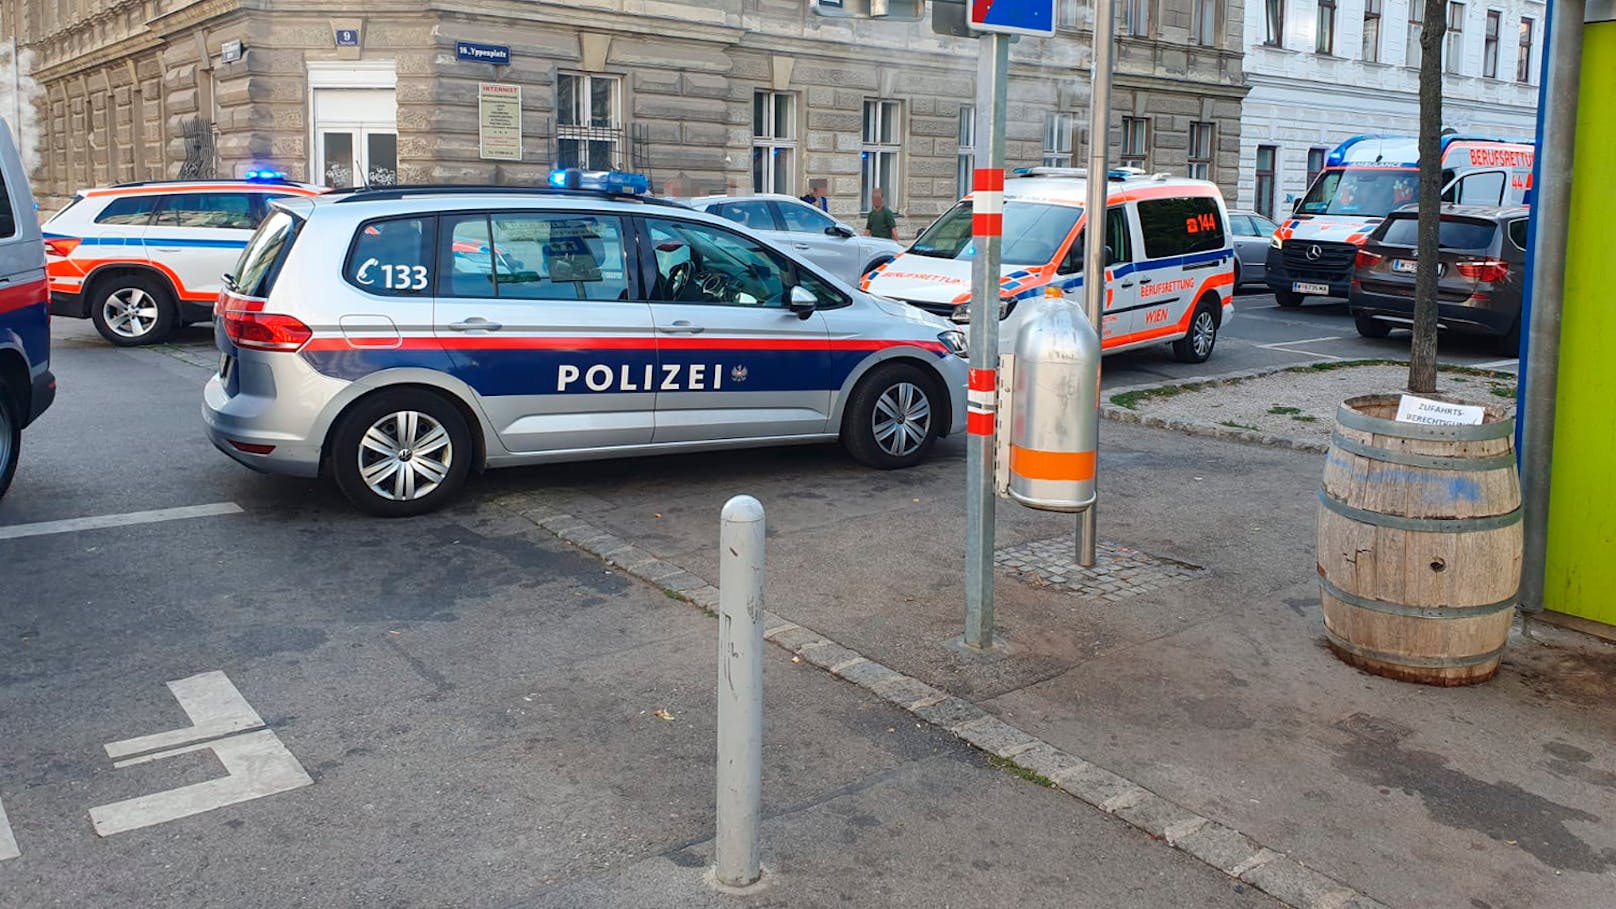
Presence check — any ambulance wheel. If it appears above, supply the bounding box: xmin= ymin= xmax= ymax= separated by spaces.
xmin=90 ymin=273 xmax=176 ymax=346
xmin=1173 ymin=298 xmax=1220 ymax=364
xmin=0 ymin=375 xmax=18 ymax=501
xmin=842 ymin=363 xmax=942 ymax=470
xmin=1274 ymin=290 xmax=1304 ymax=308
xmin=330 ymin=389 xmax=473 ymax=518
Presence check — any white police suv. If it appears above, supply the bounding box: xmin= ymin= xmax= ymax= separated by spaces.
xmin=204 ymin=172 xmax=968 ymax=516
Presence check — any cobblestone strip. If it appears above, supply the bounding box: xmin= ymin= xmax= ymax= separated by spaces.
xmin=494 ymin=492 xmax=1388 ymax=909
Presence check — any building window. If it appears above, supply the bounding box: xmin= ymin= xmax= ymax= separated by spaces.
xmin=556 ymin=73 xmax=620 ymax=170
xmin=1057 ymin=0 xmax=1080 ymax=28
xmin=1517 ymin=17 xmax=1534 ymax=82
xmin=1406 ymin=12 xmax=1423 ymax=67
xmin=1122 ymin=0 xmax=1150 ymax=36
xmin=1363 ymin=0 xmax=1382 ymax=61
xmin=1187 ymin=123 xmax=1214 ymax=180
xmin=1482 ymin=10 xmax=1501 ymax=78
xmin=1316 ymin=0 xmax=1336 ymax=54
xmin=752 ymin=91 xmax=796 ymax=195
xmin=1307 ymin=147 xmax=1327 ymax=187
xmin=1255 ymin=146 xmax=1277 ymax=219
xmin=1121 ymin=117 xmax=1149 ymax=170
xmin=1446 ymin=2 xmax=1465 ymax=73
xmin=861 ymin=99 xmax=902 ymax=211
xmin=1044 ymin=112 xmax=1075 ymax=168
xmin=1264 ymin=0 xmax=1285 ymax=45
xmin=957 ymin=105 xmax=975 ymax=198
xmin=1192 ymin=0 xmax=1217 ymax=45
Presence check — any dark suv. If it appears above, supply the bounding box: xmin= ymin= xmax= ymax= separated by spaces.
xmin=1348 ymin=204 xmax=1528 ymax=352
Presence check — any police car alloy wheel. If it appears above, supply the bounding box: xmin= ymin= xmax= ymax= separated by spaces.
xmin=1173 ymin=299 xmax=1219 ymax=364
xmin=0 ymin=380 xmax=18 ymax=500
xmin=330 ymin=390 xmax=472 ymax=517
xmin=91 ymin=275 xmax=176 ymax=346
xmin=842 ymin=363 xmax=941 ymax=469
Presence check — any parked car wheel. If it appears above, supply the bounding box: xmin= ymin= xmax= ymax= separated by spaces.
xmin=330 ymin=389 xmax=473 ymax=517
xmin=1497 ymin=319 xmax=1522 ymax=356
xmin=1354 ymin=313 xmax=1393 ymax=339
xmin=1274 ymin=290 xmax=1304 ymax=308
xmin=90 ymin=273 xmax=177 ymax=346
xmin=1172 ymin=297 xmax=1220 ymax=364
xmin=0 ymin=375 xmax=18 ymax=500
xmin=841 ymin=363 xmax=942 ymax=470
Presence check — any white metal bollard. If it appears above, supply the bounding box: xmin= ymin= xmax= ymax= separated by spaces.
xmin=715 ymin=495 xmax=765 ymax=888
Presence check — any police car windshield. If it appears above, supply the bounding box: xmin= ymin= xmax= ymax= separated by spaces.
xmin=911 ymin=200 xmax=1082 ymax=266
xmin=1297 ymin=169 xmax=1418 ymax=218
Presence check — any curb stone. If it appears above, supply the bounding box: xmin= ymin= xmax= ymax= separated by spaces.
xmin=495 ymin=491 xmax=1387 ymax=909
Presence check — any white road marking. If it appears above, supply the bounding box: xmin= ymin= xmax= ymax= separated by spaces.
xmin=104 ymin=670 xmax=265 ymax=760
xmin=89 ymin=730 xmax=313 ymax=836
xmin=0 ymin=502 xmax=243 ymax=541
xmin=0 ymin=796 xmax=18 ymax=861
xmin=1257 ymin=336 xmax=1343 ymax=348
xmin=89 ymin=671 xmax=311 ymax=837
xmin=1472 ymin=358 xmax=1520 ymax=370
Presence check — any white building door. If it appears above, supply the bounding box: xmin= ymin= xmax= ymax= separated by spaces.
xmin=308 ymin=64 xmax=398 ymax=188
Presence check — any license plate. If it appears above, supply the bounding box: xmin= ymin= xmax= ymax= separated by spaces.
xmin=1390 ymin=260 xmax=1443 ymax=276
xmin=1293 ymin=282 xmax=1330 ymax=295
xmin=219 ymin=353 xmax=233 ymax=379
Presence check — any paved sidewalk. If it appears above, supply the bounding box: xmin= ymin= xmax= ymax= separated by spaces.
xmin=485 ymin=422 xmax=1616 ymax=909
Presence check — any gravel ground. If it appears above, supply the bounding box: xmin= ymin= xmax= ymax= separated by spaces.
xmin=1110 ymin=362 xmax=1518 ymax=445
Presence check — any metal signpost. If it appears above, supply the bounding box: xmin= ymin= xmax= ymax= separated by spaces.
xmin=964 ymin=1 xmax=1055 ymax=650
xmin=1078 ymin=0 xmax=1118 ymax=567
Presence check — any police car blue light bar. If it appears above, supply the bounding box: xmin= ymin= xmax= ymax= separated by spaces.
xmin=244 ymin=168 xmax=287 ymax=182
xmin=547 ymin=168 xmax=650 ymax=195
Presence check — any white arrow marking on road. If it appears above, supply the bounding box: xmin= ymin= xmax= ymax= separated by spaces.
xmin=88 ymin=671 xmax=312 ymax=837
xmin=0 ymin=502 xmax=243 ymax=541
xmin=0 ymin=796 xmax=18 ymax=861
xmin=89 ymin=730 xmax=312 ymax=836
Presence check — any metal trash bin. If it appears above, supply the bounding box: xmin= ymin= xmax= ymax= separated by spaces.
xmin=1007 ymin=297 xmax=1100 ymax=512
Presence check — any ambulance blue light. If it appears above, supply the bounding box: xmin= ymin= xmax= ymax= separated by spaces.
xmin=245 ymin=168 xmax=286 ymax=182
xmin=546 ymin=168 xmax=650 ymax=195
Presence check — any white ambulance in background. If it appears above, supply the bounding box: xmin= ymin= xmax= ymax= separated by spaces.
xmin=862 ymin=168 xmax=1236 ymax=363
xmin=1264 ymin=134 xmax=1534 ymax=306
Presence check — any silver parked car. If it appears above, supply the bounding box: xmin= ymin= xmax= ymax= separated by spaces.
xmin=684 ymin=193 xmax=904 ymax=285
xmin=204 ymin=180 xmax=968 ymax=516
xmin=1226 ymin=209 xmax=1280 ymax=289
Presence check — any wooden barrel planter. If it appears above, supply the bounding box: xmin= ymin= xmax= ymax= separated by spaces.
xmin=1317 ymin=394 xmax=1521 ymax=686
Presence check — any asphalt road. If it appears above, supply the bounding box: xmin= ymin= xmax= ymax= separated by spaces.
xmin=0 ymin=318 xmax=1292 ymax=906
xmin=1100 ymin=287 xmax=1519 ymax=389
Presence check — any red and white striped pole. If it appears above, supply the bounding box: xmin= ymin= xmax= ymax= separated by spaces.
xmin=964 ymin=31 xmax=1010 ymax=650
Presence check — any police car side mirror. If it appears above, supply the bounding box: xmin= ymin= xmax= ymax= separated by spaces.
xmin=788 ymin=285 xmax=818 ymax=319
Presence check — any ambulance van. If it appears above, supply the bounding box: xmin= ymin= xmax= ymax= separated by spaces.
xmin=1265 ymin=134 xmax=1534 ymax=306
xmin=862 ymin=168 xmax=1235 ymax=363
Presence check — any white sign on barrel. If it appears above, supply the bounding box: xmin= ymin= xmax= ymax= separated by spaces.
xmin=1394 ymin=394 xmax=1487 ymax=426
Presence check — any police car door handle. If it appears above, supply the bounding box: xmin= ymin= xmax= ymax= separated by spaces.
xmin=792 ymin=243 xmax=812 ymax=250
xmin=661 ymin=320 xmax=704 ymax=334
xmin=1119 ymin=281 xmax=1136 ymax=288
xmin=448 ymin=318 xmax=502 ymax=332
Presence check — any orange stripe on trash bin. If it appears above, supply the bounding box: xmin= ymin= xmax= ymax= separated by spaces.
xmin=1009 ymin=446 xmax=1096 ymax=482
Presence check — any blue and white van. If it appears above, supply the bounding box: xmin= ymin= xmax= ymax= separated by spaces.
xmin=0 ymin=117 xmax=55 ymax=499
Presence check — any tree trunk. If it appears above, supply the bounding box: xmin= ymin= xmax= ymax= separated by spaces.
xmin=1408 ymin=0 xmax=1446 ymax=394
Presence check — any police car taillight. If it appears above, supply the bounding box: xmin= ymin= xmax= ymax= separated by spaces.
xmin=223 ymin=310 xmax=313 ymax=351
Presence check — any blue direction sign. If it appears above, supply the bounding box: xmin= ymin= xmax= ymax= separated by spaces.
xmin=456 ymin=41 xmax=511 ymax=65
xmin=969 ymin=0 xmax=1056 ymax=36
xmin=335 ymin=28 xmax=360 ymax=47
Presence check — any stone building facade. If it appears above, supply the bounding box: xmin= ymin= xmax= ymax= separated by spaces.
xmin=1237 ymin=0 xmax=1541 ymax=217
xmin=7 ymin=0 xmax=1249 ymax=231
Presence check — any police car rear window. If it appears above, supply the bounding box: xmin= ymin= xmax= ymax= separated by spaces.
xmin=346 ymin=216 xmax=435 ymax=296
xmin=1136 ymin=197 xmax=1225 ymax=259
xmin=232 ymin=210 xmax=302 ymax=299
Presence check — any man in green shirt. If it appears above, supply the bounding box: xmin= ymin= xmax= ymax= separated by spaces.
xmin=865 ymin=188 xmax=898 ymax=240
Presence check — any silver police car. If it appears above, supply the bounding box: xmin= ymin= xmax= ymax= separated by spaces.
xmin=203 ymin=176 xmax=968 ymax=516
